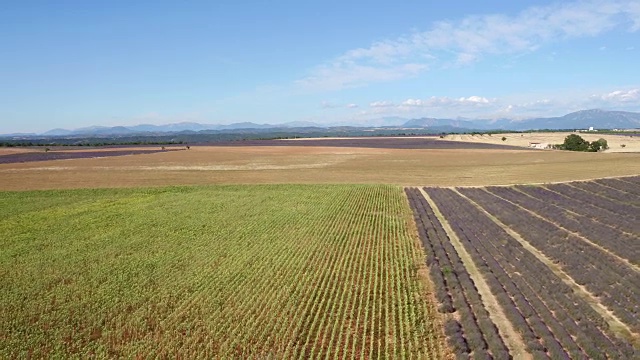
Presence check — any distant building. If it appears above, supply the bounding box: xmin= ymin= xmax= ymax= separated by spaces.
xmin=529 ymin=142 xmax=550 ymax=149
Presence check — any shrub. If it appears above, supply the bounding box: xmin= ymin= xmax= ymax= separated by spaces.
xmin=563 ymin=134 xmax=590 ymax=151
xmin=596 ymin=138 xmax=608 ymax=150
xmin=589 ymin=141 xmax=602 ymax=152
xmin=501 ymin=137 xmax=507 ymax=141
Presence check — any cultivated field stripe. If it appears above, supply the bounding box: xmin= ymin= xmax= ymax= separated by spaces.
xmin=416 ymin=188 xmax=529 ymax=358
xmin=489 ymin=187 xmax=640 ymax=274
xmin=494 ymin=186 xmax=640 ymax=268
xmin=1 ymin=185 xmax=443 ymax=358
xmin=313 ymin=188 xmax=370 ymax=358
xmin=568 ymin=181 xmax=640 ymax=208
xmin=402 ymin=192 xmax=450 ymax=359
xmin=454 ymin=189 xmax=640 ymax=348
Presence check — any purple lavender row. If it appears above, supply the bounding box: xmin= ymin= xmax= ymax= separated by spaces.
xmin=427 ymin=188 xmax=569 ymax=359
xmin=444 ymin=187 xmax=634 ymax=359
xmin=486 ymin=186 xmax=639 ymax=265
xmin=620 ymin=175 xmax=640 ymax=185
xmin=571 ymin=180 xmax=640 ymax=206
xmin=595 ymin=178 xmax=640 ymax=197
xmin=544 ymin=183 xmax=639 ymax=222
xmin=405 ymin=188 xmax=509 ymax=359
xmin=459 ymin=188 xmax=640 ymax=335
xmin=0 ymin=149 xmax=180 ymax=164
xmin=452 ymin=188 xmax=637 ymax=358
xmin=525 ymin=184 xmax=639 ymax=231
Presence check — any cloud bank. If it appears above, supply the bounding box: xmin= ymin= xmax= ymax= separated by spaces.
xmin=297 ymin=0 xmax=640 ymax=90
xmin=358 ymin=88 xmax=640 ymax=119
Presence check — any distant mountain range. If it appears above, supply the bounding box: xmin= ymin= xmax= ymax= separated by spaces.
xmin=3 ymin=109 xmax=640 ymax=138
xmin=398 ymin=109 xmax=640 ymax=131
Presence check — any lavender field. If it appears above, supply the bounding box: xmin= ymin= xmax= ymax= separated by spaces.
xmin=408 ymin=176 xmax=639 ymax=359
xmin=0 ymin=148 xmax=183 ymax=164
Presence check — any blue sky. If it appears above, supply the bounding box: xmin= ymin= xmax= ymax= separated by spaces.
xmin=1 ymin=0 xmax=639 ymax=133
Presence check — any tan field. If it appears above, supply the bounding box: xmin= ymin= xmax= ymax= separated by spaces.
xmin=0 ymin=148 xmax=38 ymax=156
xmin=444 ymin=132 xmax=640 ymax=152
xmin=1 ymin=144 xmax=639 ymax=190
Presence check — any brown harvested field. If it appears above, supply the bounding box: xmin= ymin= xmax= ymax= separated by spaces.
xmin=0 ymin=147 xmax=38 ymax=156
xmin=444 ymin=132 xmax=640 ymax=152
xmin=1 ymin=144 xmax=639 ymax=190
xmin=218 ymin=137 xmax=526 ymax=150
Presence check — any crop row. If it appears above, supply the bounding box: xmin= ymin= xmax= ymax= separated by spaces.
xmin=595 ymin=178 xmax=640 ymax=196
xmin=405 ymin=188 xmax=509 ymax=359
xmin=543 ymin=183 xmax=639 ymax=223
xmin=426 ymin=187 xmax=636 ymax=359
xmin=484 ymin=185 xmax=639 ymax=265
xmin=1 ymin=185 xmax=444 ymax=358
xmin=569 ymin=180 xmax=640 ymax=207
xmin=458 ymin=187 xmax=639 ymax=335
xmin=621 ymin=175 xmax=640 ymax=185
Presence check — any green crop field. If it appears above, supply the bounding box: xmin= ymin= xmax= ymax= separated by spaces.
xmin=0 ymin=185 xmax=446 ymax=358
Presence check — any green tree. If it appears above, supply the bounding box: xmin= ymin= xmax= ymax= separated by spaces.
xmin=589 ymin=141 xmax=601 ymax=152
xmin=596 ymin=138 xmax=608 ymax=150
xmin=563 ymin=134 xmax=590 ymax=151
xmin=501 ymin=136 xmax=507 ymax=141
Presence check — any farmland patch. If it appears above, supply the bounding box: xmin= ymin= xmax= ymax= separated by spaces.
xmin=0 ymin=185 xmax=447 ymax=358
xmin=407 ymin=178 xmax=639 ymax=358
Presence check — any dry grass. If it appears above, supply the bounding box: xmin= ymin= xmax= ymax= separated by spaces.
xmin=0 ymin=148 xmax=37 ymax=156
xmin=1 ymin=145 xmax=639 ymax=190
xmin=443 ymin=132 xmax=640 ymax=152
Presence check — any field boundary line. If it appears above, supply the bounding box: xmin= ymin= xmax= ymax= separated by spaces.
xmin=403 ymin=191 xmax=452 ymax=360
xmin=455 ymin=189 xmax=640 ymax=348
xmin=403 ymin=174 xmax=640 ymax=189
xmin=416 ymin=188 xmax=530 ymax=359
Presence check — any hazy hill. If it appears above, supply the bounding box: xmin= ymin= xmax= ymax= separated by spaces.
xmin=504 ymin=109 xmax=640 ymax=130
xmin=4 ymin=109 xmax=640 ymax=138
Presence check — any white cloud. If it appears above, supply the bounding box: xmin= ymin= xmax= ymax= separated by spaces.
xmin=321 ymin=101 xmax=361 ymax=109
xmin=596 ymin=89 xmax=640 ymax=103
xmin=402 ymin=99 xmax=425 ymax=106
xmin=298 ymin=0 xmax=640 ymax=90
xmin=355 ymin=88 xmax=640 ymax=121
xmin=392 ymin=95 xmax=493 ymax=108
xmin=493 ymin=99 xmax=557 ymax=117
xmin=369 ymin=100 xmax=395 ymax=107
xmin=297 ymin=63 xmax=426 ymax=91
xmin=460 ymin=96 xmax=490 ymax=104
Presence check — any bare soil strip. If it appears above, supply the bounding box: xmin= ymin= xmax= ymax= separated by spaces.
xmin=455 ymin=189 xmax=640 ymax=347
xmin=417 ymin=188 xmax=530 ymax=359
xmin=404 ymin=203 xmax=453 ymax=360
